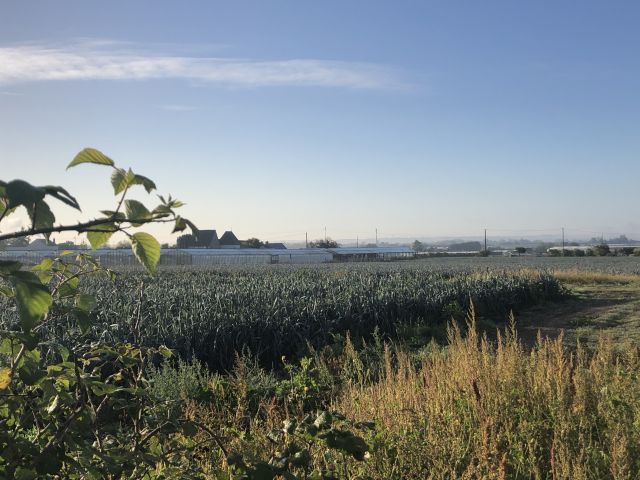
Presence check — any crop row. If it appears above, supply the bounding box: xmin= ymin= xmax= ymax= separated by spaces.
xmin=1 ymin=264 xmax=563 ymax=370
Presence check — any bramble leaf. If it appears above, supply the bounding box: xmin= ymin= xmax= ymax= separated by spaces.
xmin=125 ymin=200 xmax=151 ymax=227
xmin=5 ymin=180 xmax=45 ymax=209
xmin=86 ymin=222 xmax=117 ymax=249
xmin=42 ymin=185 xmax=81 ymax=210
xmin=172 ymin=216 xmax=187 ymax=233
xmin=0 ymin=260 xmax=22 ymax=275
xmin=26 ymin=200 xmax=56 ymax=237
xmin=10 ymin=271 xmax=53 ymax=331
xmin=132 ymin=174 xmax=156 ymax=193
xmin=75 ymin=293 xmax=97 ymax=312
xmin=131 ymin=232 xmax=161 ymax=274
xmin=67 ymin=147 xmax=115 ymax=168
xmin=111 ymin=168 xmax=135 ymax=195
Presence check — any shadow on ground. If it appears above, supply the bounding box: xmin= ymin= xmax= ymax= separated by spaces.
xmin=514 ymin=282 xmax=640 ymax=348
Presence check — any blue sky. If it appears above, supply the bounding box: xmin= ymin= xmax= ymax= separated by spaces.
xmin=1 ymin=1 xmax=639 ymax=243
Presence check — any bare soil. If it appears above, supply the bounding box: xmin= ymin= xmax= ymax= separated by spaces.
xmin=515 ymin=281 xmax=640 ymax=347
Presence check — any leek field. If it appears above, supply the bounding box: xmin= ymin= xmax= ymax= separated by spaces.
xmin=2 ymin=262 xmax=562 ymax=370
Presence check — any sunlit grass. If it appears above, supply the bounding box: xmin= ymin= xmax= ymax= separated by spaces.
xmin=554 ymin=269 xmax=640 ymax=285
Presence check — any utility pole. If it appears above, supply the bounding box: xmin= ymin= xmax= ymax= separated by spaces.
xmin=324 ymin=227 xmax=327 ymax=242
xmin=375 ymin=228 xmax=378 ymax=246
xmin=562 ymin=227 xmax=565 ymax=256
xmin=305 ymin=232 xmax=308 ymax=249
xmin=356 ymin=235 xmax=359 ymax=248
xmin=484 ymin=228 xmax=487 ymax=254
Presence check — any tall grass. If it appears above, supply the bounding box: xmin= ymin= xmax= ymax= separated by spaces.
xmin=335 ymin=315 xmax=640 ymax=479
xmin=164 ymin=310 xmax=640 ymax=478
xmin=554 ymin=269 xmax=640 ymax=285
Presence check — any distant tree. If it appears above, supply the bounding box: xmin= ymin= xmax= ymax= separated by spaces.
xmin=412 ymin=240 xmax=427 ymax=252
xmin=574 ymin=249 xmax=585 ymax=257
xmin=533 ymin=242 xmax=554 ymax=254
xmin=244 ymin=237 xmax=264 ymax=249
xmin=449 ymin=241 xmax=482 ymax=252
xmin=619 ymin=247 xmax=635 ymax=256
xmin=56 ymin=240 xmax=76 ymax=249
xmin=0 ymin=236 xmax=30 ymax=249
xmin=593 ymin=244 xmax=611 ymax=256
xmin=308 ymin=238 xmax=339 ymax=248
xmin=113 ymin=239 xmax=132 ymax=249
xmin=176 ymin=233 xmax=195 ymax=248
xmin=515 ymin=247 xmax=526 ymax=255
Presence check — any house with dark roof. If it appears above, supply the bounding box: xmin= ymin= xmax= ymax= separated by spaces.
xmin=197 ymin=230 xmax=220 ymax=248
xmin=219 ymin=231 xmax=241 ymax=249
xmin=176 ymin=229 xmax=220 ymax=248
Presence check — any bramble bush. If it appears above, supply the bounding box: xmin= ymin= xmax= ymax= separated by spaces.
xmin=0 ymin=149 xmax=370 ymax=479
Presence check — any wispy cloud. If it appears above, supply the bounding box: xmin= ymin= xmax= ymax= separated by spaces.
xmin=0 ymin=42 xmax=404 ymax=90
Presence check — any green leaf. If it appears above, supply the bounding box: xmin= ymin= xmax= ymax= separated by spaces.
xmin=181 ymin=420 xmax=198 ymax=437
xmin=319 ymin=429 xmax=369 ymax=460
xmin=25 ymin=200 xmax=56 ymax=236
xmin=184 ymin=218 xmax=198 ymax=233
xmin=158 ymin=345 xmax=173 ymax=358
xmin=0 ymin=260 xmax=22 ymax=275
xmin=18 ymin=350 xmax=45 ymax=386
xmin=0 ymin=367 xmax=11 ymax=390
xmin=34 ymin=452 xmax=63 ymax=475
xmin=314 ymin=411 xmax=332 ymax=429
xmin=111 ymin=168 xmax=135 ymax=195
xmin=90 ymin=381 xmax=119 ymax=396
xmin=86 ymin=222 xmax=116 ymax=249
xmin=132 ymin=174 xmax=156 ymax=193
xmin=75 ymin=293 xmax=97 ymax=312
xmin=0 ymin=197 xmax=16 ymax=219
xmin=251 ymin=463 xmax=276 ymax=480
xmin=100 ymin=210 xmax=127 ymax=221
xmin=32 ymin=258 xmax=54 ymax=271
xmin=57 ymin=274 xmax=79 ymax=298
xmin=5 ymin=180 xmax=45 ymax=209
xmin=10 ymin=271 xmax=53 ymax=331
xmin=152 ymin=204 xmax=172 ymax=216
xmin=172 ymin=216 xmax=187 ymax=233
xmin=42 ymin=185 xmax=81 ymax=211
xmin=125 ymin=200 xmax=151 ymax=227
xmin=131 ymin=232 xmax=161 ymax=274
xmin=14 ymin=467 xmax=37 ymax=480
xmin=74 ymin=309 xmax=92 ymax=333
xmin=67 ymin=147 xmax=115 ymax=169
xmin=46 ymin=394 xmax=60 ymax=414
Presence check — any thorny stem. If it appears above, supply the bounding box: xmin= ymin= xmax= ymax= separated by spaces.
xmin=0 ymin=217 xmax=175 ymax=241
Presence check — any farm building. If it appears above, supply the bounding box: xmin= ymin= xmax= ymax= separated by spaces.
xmin=176 ymin=229 xmax=220 ymax=248
xmin=1 ymin=246 xmax=415 ymax=267
xmin=328 ymin=246 xmax=415 ymax=262
xmin=187 ymin=248 xmax=331 ymax=265
xmin=219 ymin=231 xmax=241 ymax=248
